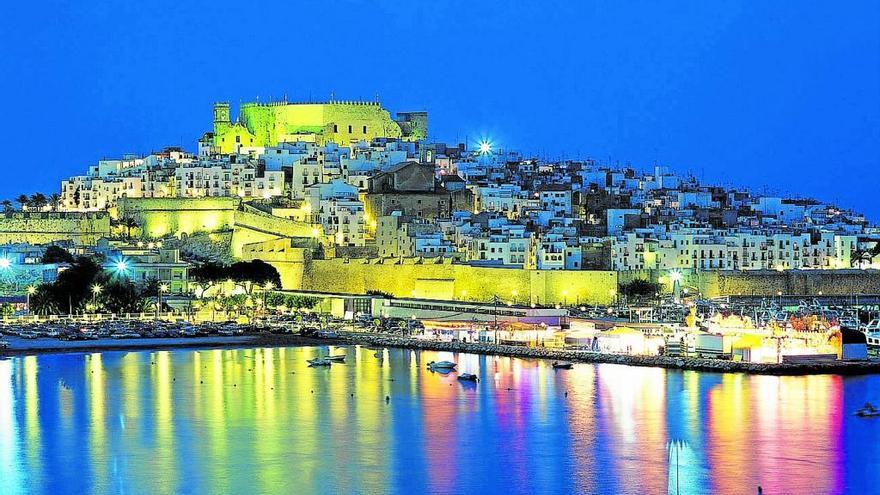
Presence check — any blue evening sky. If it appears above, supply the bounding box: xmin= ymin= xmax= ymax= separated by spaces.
xmin=1 ymin=1 xmax=878 ymax=220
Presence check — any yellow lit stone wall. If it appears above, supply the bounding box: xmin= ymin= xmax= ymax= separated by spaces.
xmin=0 ymin=212 xmax=110 ymax=246
xmin=118 ymin=197 xmax=238 ymax=238
xmin=300 ymin=258 xmax=619 ymax=305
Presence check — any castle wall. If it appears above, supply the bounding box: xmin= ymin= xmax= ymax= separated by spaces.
xmin=240 ymin=239 xmax=310 ymax=290
xmin=118 ymin=197 xmax=238 ymax=238
xmin=215 ymin=101 xmax=403 ymax=152
xmin=0 ymin=212 xmax=110 ymax=246
xmin=300 ymin=259 xmax=620 ymax=305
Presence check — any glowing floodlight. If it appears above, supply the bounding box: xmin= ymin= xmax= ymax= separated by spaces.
xmin=114 ymin=259 xmax=129 ymax=274
xmin=0 ymin=258 xmax=10 ymax=269
xmin=478 ymin=140 xmax=492 ymax=154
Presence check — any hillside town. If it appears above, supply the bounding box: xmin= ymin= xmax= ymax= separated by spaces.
xmin=41 ymin=100 xmax=878 ymax=274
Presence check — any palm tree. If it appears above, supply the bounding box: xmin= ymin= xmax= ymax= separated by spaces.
xmin=15 ymin=194 xmax=29 ymax=210
xmin=49 ymin=193 xmax=61 ymax=211
xmin=29 ymin=193 xmax=48 ymax=210
xmin=121 ymin=216 xmax=138 ymax=238
xmin=1 ymin=200 xmax=12 ymax=212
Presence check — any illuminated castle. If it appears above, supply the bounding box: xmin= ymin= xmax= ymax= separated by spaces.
xmin=212 ymin=98 xmax=427 ymax=154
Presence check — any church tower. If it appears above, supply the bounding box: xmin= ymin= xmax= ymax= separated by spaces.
xmin=213 ymin=102 xmax=230 ymax=125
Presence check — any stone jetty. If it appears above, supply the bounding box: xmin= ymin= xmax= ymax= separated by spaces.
xmin=339 ymin=333 xmax=880 ymax=376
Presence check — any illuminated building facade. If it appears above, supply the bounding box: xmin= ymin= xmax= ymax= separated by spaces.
xmin=212 ymin=100 xmax=426 ymax=154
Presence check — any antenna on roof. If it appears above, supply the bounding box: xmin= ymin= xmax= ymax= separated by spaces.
xmin=330 ymin=91 xmax=335 ymax=102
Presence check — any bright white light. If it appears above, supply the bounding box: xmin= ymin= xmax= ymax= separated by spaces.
xmin=115 ymin=260 xmax=128 ymax=272
xmin=669 ymin=271 xmax=682 ymax=282
xmin=0 ymin=258 xmax=10 ymax=269
xmin=478 ymin=140 xmax=492 ymax=154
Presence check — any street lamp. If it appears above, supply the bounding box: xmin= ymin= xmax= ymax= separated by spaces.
xmin=157 ymin=283 xmax=169 ymax=320
xmin=26 ymin=286 xmax=36 ymax=316
xmin=114 ymin=259 xmax=129 ymax=275
xmin=0 ymin=258 xmax=11 ymax=270
xmin=91 ymin=284 xmax=102 ymax=313
xmin=263 ymin=281 xmax=275 ymax=314
xmin=669 ymin=270 xmax=683 ymax=303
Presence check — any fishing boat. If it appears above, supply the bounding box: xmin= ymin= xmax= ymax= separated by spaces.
xmin=457 ymin=373 xmax=479 ymax=382
xmin=307 ymin=358 xmax=332 ymax=367
xmin=552 ymin=361 xmax=574 ymax=370
xmin=855 ymin=403 xmax=880 ymax=418
xmin=427 ymin=360 xmax=457 ymax=370
xmin=325 ymin=355 xmax=346 ymax=362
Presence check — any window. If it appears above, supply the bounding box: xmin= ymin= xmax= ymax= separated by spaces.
xmin=363 ymin=126 xmax=367 ymax=134
xmin=334 ymin=125 xmax=338 ymax=133
xmin=348 ymin=125 xmax=352 ymax=133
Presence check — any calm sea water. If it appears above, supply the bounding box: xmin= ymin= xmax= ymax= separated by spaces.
xmin=1 ymin=346 xmax=878 ymax=495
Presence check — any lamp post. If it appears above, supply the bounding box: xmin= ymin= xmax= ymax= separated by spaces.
xmin=157 ymin=283 xmax=169 ymax=320
xmin=669 ymin=271 xmax=683 ymax=304
xmin=263 ymin=281 xmax=275 ymax=316
xmin=26 ymin=286 xmax=36 ymax=316
xmin=91 ymin=284 xmax=102 ymax=315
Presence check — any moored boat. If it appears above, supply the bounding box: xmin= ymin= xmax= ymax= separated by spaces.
xmin=427 ymin=360 xmax=457 ymax=370
xmin=307 ymin=358 xmax=332 ymax=367
xmin=552 ymin=361 xmax=574 ymax=370
xmin=457 ymin=373 xmax=479 ymax=382
xmin=855 ymin=402 xmax=880 ymax=417
xmin=325 ymin=355 xmax=346 ymax=362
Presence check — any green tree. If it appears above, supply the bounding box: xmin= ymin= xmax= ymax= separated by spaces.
xmin=121 ymin=216 xmax=138 ymax=238
xmin=42 ymin=245 xmax=75 ymax=264
xmin=101 ymin=279 xmax=149 ymax=315
xmin=29 ymin=193 xmax=48 ymax=210
xmin=15 ymin=194 xmax=29 ymax=210
xmin=619 ymin=279 xmax=662 ymax=298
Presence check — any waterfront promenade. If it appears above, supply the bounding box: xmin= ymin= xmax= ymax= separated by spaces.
xmin=4 ymin=328 xmax=879 ymax=375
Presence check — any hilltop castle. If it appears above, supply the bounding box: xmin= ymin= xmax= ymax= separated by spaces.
xmin=211 ymin=98 xmax=427 ymax=154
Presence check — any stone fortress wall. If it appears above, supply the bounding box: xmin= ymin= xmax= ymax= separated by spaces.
xmin=0 ymin=211 xmax=110 ymax=245
xmin=62 ymin=197 xmax=880 ymax=305
xmin=214 ymin=100 xmax=410 ymax=153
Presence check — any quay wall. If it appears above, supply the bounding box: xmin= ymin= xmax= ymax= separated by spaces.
xmin=341 ymin=333 xmax=880 ymax=376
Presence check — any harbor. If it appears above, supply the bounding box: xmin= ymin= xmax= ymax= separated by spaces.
xmin=1 ymin=344 xmax=878 ymax=494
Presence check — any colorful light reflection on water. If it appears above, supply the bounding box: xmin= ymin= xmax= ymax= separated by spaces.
xmin=0 ymin=347 xmax=878 ymax=494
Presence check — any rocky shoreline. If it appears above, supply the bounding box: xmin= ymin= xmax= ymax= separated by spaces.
xmin=338 ymin=332 xmax=880 ymax=376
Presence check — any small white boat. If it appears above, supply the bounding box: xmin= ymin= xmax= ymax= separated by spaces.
xmin=307 ymin=358 xmax=332 ymax=367
xmin=325 ymin=355 xmax=346 ymax=362
xmin=427 ymin=360 xmax=457 ymax=370
xmin=552 ymin=361 xmax=574 ymax=370
xmin=457 ymin=373 xmax=479 ymax=382
xmin=855 ymin=403 xmax=880 ymax=418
